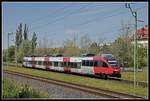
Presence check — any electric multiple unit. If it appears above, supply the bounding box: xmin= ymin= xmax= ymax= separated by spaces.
xmin=23 ymin=56 xmax=121 ymax=78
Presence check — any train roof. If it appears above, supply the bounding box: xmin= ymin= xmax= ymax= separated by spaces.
xmin=24 ymin=56 xmax=107 ymax=62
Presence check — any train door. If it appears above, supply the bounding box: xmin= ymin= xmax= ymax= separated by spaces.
xmin=63 ymin=57 xmax=71 ymax=72
xmin=32 ymin=56 xmax=35 ymax=68
xmin=81 ymin=60 xmax=94 ymax=75
xmin=93 ymin=60 xmax=112 ymax=74
xmin=44 ymin=56 xmax=49 ymax=70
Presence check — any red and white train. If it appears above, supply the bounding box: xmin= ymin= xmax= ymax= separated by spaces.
xmin=23 ymin=56 xmax=121 ymax=78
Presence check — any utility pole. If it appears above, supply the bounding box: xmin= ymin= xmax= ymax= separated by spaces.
xmin=7 ymin=32 xmax=13 ymax=67
xmin=15 ymin=40 xmax=18 ymax=67
xmin=73 ymin=32 xmax=76 ymax=47
xmin=125 ymin=3 xmax=138 ymax=89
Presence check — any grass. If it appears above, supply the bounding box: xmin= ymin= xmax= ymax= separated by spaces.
xmin=3 ymin=66 xmax=148 ymax=98
xmin=2 ymin=78 xmax=49 ymax=98
xmin=3 ymin=62 xmax=22 ymax=67
xmin=122 ymin=67 xmax=148 ymax=82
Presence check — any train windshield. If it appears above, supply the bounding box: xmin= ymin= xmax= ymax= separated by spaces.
xmin=101 ymin=54 xmax=115 ymax=61
xmin=108 ymin=61 xmax=119 ymax=67
xmin=101 ymin=54 xmax=119 ymax=67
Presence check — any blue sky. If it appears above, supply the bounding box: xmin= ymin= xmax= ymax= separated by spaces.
xmin=2 ymin=2 xmax=148 ymax=49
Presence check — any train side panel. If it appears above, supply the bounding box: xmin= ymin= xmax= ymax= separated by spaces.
xmin=23 ymin=56 xmax=121 ymax=78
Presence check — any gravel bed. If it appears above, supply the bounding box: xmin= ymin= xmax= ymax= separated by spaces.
xmin=3 ymin=72 xmax=105 ymax=99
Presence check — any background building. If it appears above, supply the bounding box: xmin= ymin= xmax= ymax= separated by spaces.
xmin=132 ymin=25 xmax=148 ymax=47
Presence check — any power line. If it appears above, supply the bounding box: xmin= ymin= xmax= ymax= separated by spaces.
xmin=27 ymin=4 xmax=74 ymax=25
xmin=38 ymin=5 xmax=146 ymax=34
xmin=30 ymin=3 xmax=91 ymax=32
xmin=66 ymin=6 xmax=146 ymax=30
xmin=68 ymin=6 xmax=146 ymax=29
xmin=35 ymin=6 xmax=146 ymax=40
xmin=30 ymin=5 xmax=123 ymax=33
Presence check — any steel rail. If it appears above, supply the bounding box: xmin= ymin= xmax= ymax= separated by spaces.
xmin=3 ymin=63 xmax=148 ymax=87
xmin=3 ymin=70 xmax=144 ymax=99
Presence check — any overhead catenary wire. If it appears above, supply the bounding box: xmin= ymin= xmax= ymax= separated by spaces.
xmin=67 ymin=6 xmax=146 ymax=29
xmin=27 ymin=3 xmax=75 ymax=25
xmin=31 ymin=7 xmax=123 ymax=35
xmin=28 ymin=3 xmax=110 ymax=27
xmin=39 ymin=5 xmax=146 ymax=38
xmin=31 ymin=5 xmax=146 ymax=35
xmin=10 ymin=4 xmax=147 ymax=45
xmin=7 ymin=3 xmax=74 ymax=31
xmin=30 ymin=3 xmax=91 ymax=32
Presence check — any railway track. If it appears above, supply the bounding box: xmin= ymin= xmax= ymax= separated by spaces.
xmin=3 ymin=70 xmax=144 ymax=99
xmin=3 ymin=63 xmax=148 ymax=87
xmin=109 ymin=77 xmax=148 ymax=88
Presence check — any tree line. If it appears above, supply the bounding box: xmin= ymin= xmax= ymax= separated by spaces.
xmin=3 ymin=23 xmax=148 ymax=68
xmin=3 ymin=23 xmax=37 ymax=63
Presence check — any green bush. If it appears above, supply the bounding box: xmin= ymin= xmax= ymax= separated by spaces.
xmin=18 ymin=84 xmax=42 ymax=98
xmin=3 ymin=79 xmax=20 ymax=98
xmin=3 ymin=79 xmax=48 ymax=98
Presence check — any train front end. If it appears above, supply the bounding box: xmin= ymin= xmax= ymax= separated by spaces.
xmin=108 ymin=60 xmax=121 ymax=78
xmin=101 ymin=54 xmax=121 ymax=78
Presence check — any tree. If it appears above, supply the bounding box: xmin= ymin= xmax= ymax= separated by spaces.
xmin=23 ymin=24 xmax=28 ymax=40
xmin=88 ymin=42 xmax=100 ymax=54
xmin=3 ymin=49 xmax=7 ymax=62
xmin=111 ymin=23 xmax=134 ymax=67
xmin=63 ymin=39 xmax=80 ymax=56
xmin=17 ymin=40 xmax=32 ymax=62
xmin=15 ymin=23 xmax=23 ymax=51
xmin=3 ymin=45 xmax=16 ymax=62
xmin=63 ymin=39 xmax=74 ymax=48
xmin=97 ymin=37 xmax=104 ymax=47
xmin=80 ymin=35 xmax=91 ymax=54
xmin=100 ymin=43 xmax=111 ymax=54
xmin=137 ymin=44 xmax=148 ymax=68
xmin=7 ymin=45 xmax=15 ymax=62
xmin=31 ymin=32 xmax=37 ymax=55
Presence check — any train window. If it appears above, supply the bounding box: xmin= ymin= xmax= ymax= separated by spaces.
xmin=68 ymin=62 xmax=70 ymax=67
xmin=60 ymin=62 xmax=64 ymax=67
xmin=58 ymin=62 xmax=61 ymax=67
xmin=27 ymin=61 xmax=29 ymax=64
xmin=41 ymin=61 xmax=43 ymax=65
xmin=82 ymin=60 xmax=93 ymax=66
xmin=94 ymin=61 xmax=98 ymax=66
xmin=29 ymin=61 xmax=32 ymax=64
xmin=54 ymin=62 xmax=58 ymax=67
xmin=28 ymin=61 xmax=30 ymax=64
xmin=38 ymin=61 xmax=43 ymax=65
xmin=82 ymin=60 xmax=85 ymax=66
xmin=89 ymin=61 xmax=93 ymax=66
xmin=48 ymin=61 xmax=52 ymax=66
xmin=64 ymin=62 xmax=67 ymax=67
xmin=52 ymin=62 xmax=54 ymax=66
xmin=97 ymin=61 xmax=103 ymax=67
xmin=85 ymin=60 xmax=89 ymax=66
xmin=103 ymin=62 xmax=108 ymax=67
xmin=77 ymin=63 xmax=81 ymax=68
xmin=36 ymin=61 xmax=38 ymax=65
xmin=43 ymin=61 xmax=47 ymax=65
xmin=74 ymin=63 xmax=77 ymax=68
xmin=67 ymin=62 xmax=70 ymax=67
xmin=70 ymin=62 xmax=74 ymax=68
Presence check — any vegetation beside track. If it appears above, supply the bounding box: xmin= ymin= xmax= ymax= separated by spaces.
xmin=3 ymin=66 xmax=148 ymax=98
xmin=2 ymin=78 xmax=49 ymax=98
xmin=3 ymin=62 xmax=148 ymax=82
xmin=122 ymin=67 xmax=148 ymax=82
